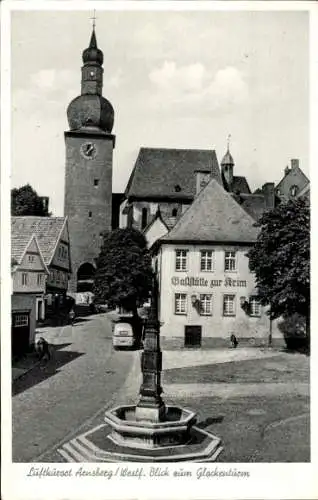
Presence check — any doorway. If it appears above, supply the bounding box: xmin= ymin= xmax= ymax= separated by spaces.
xmin=184 ymin=325 xmax=202 ymax=348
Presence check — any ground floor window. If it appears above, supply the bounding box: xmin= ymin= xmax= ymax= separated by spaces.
xmin=13 ymin=314 xmax=29 ymax=327
xmin=249 ymin=296 xmax=261 ymax=317
xmin=223 ymin=294 xmax=236 ymax=316
xmin=199 ymin=294 xmax=213 ymax=315
xmin=174 ymin=293 xmax=187 ymax=315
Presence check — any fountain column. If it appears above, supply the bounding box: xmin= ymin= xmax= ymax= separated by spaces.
xmin=135 ymin=275 xmax=166 ymax=422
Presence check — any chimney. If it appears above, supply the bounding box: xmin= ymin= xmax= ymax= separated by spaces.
xmin=291 ymin=158 xmax=299 ymax=170
xmin=262 ymin=183 xmax=275 ymax=210
xmin=195 ymin=170 xmax=211 ymax=195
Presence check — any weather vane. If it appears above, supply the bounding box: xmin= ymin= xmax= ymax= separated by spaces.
xmin=90 ymin=9 xmax=97 ymax=29
xmin=227 ymin=134 xmax=231 ymax=151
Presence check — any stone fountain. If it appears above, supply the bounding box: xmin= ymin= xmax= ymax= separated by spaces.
xmin=59 ymin=277 xmax=223 ymax=462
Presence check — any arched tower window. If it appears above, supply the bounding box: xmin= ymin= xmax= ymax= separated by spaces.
xmin=290 ymin=185 xmax=299 ymax=197
xmin=77 ymin=262 xmax=95 ymax=292
xmin=141 ymin=208 xmax=148 ymax=229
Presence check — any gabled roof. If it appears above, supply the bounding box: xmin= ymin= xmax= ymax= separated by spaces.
xmin=11 ymin=217 xmax=67 ymax=265
xmin=125 ymin=147 xmax=222 ymax=200
xmin=232 ymin=176 xmax=251 ymax=194
xmin=11 ymin=232 xmax=49 ymax=274
xmin=162 ymin=178 xmax=259 ymax=244
xmin=276 ymin=164 xmax=309 ymax=191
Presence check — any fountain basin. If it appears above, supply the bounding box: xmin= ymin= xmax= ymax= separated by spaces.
xmin=105 ymin=405 xmax=197 ymax=449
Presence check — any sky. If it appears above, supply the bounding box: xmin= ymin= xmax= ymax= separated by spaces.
xmin=11 ymin=8 xmax=309 ymax=216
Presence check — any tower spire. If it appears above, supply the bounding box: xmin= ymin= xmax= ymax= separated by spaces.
xmin=90 ymin=9 xmax=97 ymax=30
xmin=227 ymin=133 xmax=231 ymax=152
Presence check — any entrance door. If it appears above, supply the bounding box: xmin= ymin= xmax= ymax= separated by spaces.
xmin=184 ymin=325 xmax=202 ymax=348
xmin=12 ymin=313 xmax=30 ymax=358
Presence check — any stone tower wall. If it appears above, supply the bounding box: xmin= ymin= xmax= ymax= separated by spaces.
xmin=64 ymin=131 xmax=114 ymax=292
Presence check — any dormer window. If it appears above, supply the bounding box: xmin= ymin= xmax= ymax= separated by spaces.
xmin=174 ymin=185 xmax=181 ymax=192
xmin=172 ymin=208 xmax=178 ymax=217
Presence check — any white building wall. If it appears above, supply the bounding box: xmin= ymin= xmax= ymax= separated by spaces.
xmin=159 ymin=243 xmax=281 ymax=343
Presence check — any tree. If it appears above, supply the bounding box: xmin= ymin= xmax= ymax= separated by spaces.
xmin=248 ymin=198 xmax=310 ymax=340
xmin=11 ymin=184 xmax=50 ymax=216
xmin=93 ymin=228 xmax=153 ymax=313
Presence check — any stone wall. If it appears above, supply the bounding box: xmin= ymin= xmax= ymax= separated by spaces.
xmin=64 ymin=131 xmax=114 ymax=291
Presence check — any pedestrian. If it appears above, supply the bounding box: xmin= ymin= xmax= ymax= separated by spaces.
xmin=36 ymin=337 xmax=51 ymax=363
xmin=69 ymin=308 xmax=75 ymax=326
xmin=230 ymin=334 xmax=238 ymax=348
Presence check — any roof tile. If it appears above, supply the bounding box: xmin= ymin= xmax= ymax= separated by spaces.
xmin=125 ymin=147 xmax=222 ymax=199
xmin=11 ymin=217 xmax=66 ymax=265
xmin=162 ymin=179 xmax=259 ymax=243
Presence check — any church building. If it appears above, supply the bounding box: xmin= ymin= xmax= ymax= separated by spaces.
xmin=64 ymin=27 xmax=115 ymax=293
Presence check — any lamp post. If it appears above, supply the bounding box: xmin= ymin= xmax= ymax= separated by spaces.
xmin=135 ymin=274 xmax=166 ymax=422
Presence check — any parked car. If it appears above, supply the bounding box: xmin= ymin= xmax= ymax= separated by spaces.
xmin=112 ymin=314 xmax=143 ymax=350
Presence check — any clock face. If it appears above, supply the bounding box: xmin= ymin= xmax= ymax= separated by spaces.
xmin=80 ymin=142 xmax=97 ymax=159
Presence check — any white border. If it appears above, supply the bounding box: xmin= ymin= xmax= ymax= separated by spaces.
xmin=1 ymin=2 xmax=317 ymax=500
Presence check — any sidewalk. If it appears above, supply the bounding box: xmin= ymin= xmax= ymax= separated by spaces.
xmin=12 ymin=354 xmax=40 ymax=382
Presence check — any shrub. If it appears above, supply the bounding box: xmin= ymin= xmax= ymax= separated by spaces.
xmin=278 ymin=313 xmax=309 ymax=352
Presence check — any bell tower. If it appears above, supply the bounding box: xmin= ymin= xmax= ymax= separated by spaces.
xmin=64 ymin=26 xmax=115 ymax=293
xmin=221 ymin=135 xmax=234 ymax=192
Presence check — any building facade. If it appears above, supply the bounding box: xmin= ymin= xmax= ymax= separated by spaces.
xmin=275 ymin=158 xmax=309 ymax=202
xmin=64 ymin=27 xmax=115 ymax=292
xmin=11 ymin=217 xmax=72 ymax=319
xmin=148 ymin=178 xmax=281 ymax=348
xmin=11 ymin=232 xmax=49 ymax=357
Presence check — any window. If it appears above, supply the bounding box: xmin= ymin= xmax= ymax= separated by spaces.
xmin=224 ymin=251 xmax=236 ymax=271
xmin=94 ymin=179 xmax=99 ymax=187
xmin=200 ymin=250 xmax=214 ymax=272
xmin=28 ymin=255 xmax=35 ymax=263
xmin=223 ymin=294 xmax=236 ymax=316
xmin=14 ymin=314 xmax=28 ymax=327
xmin=88 ymin=211 xmax=92 ymax=218
xmin=200 ymin=294 xmax=213 ymax=316
xmin=175 ymin=293 xmax=187 ymax=315
xmin=249 ymin=296 xmax=261 ymax=317
xmin=175 ymin=249 xmax=188 ymax=271
xmin=22 ymin=273 xmax=28 ymax=286
xmin=172 ymin=208 xmax=178 ymax=217
xmin=290 ymin=185 xmax=299 ymax=197
xmin=141 ymin=208 xmax=148 ymax=229
xmin=37 ymin=274 xmax=44 ymax=286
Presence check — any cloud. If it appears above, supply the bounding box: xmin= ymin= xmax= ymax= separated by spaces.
xmin=30 ymin=69 xmax=76 ymax=91
xmin=149 ymin=61 xmax=206 ymax=92
xmin=148 ymin=61 xmax=248 ymax=113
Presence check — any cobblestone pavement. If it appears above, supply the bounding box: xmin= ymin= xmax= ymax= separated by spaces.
xmin=12 ymin=313 xmax=137 ymax=462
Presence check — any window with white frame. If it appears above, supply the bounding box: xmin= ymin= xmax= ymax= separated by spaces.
xmin=224 ymin=251 xmax=237 ymax=271
xmin=249 ymin=296 xmax=261 ymax=317
xmin=28 ymin=255 xmax=35 ymax=263
xmin=174 ymin=293 xmax=187 ymax=315
xmin=21 ymin=273 xmax=28 ymax=286
xmin=200 ymin=250 xmax=214 ymax=272
xmin=200 ymin=294 xmax=213 ymax=316
xmin=223 ymin=294 xmax=236 ymax=316
xmin=175 ymin=249 xmax=188 ymax=271
xmin=14 ymin=314 xmax=29 ymax=327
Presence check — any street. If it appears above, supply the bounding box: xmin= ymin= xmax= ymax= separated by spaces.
xmin=12 ymin=313 xmax=137 ymax=462
xmin=12 ymin=312 xmax=309 ymax=463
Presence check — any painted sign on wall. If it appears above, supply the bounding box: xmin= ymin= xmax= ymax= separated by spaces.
xmin=171 ymin=276 xmax=247 ymax=288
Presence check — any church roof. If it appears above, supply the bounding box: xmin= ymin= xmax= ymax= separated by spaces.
xmin=11 ymin=217 xmax=67 ymax=265
xmin=232 ymin=176 xmax=251 ymax=194
xmin=161 ymin=178 xmax=259 ymax=244
xmin=125 ymin=147 xmax=222 ymax=200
